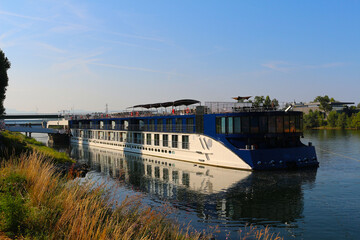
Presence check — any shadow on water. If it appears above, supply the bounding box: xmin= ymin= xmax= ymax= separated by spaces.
xmin=69 ymin=144 xmax=318 ymax=238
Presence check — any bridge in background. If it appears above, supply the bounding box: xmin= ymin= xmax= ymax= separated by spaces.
xmin=4 ymin=126 xmax=61 ymax=134
xmin=3 ymin=114 xmax=63 ymax=120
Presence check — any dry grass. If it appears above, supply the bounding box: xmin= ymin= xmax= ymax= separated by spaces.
xmin=0 ymin=152 xmax=283 ymax=240
xmin=0 ymin=152 xmax=205 ymax=239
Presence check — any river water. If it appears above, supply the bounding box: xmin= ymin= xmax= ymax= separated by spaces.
xmin=35 ymin=130 xmax=360 ymax=239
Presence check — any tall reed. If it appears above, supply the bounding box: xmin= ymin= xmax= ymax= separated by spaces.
xmin=0 ymin=152 xmax=283 ymax=239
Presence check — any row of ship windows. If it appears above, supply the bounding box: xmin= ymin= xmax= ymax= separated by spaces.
xmin=216 ymin=115 xmax=303 ymax=134
xmin=72 ymin=130 xmax=190 ymax=150
xmin=74 ymin=118 xmax=195 ymax=133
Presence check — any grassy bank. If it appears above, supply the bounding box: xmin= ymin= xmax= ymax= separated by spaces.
xmin=0 ymin=130 xmax=73 ymax=163
xmin=0 ymin=152 xmax=208 ymax=239
xmin=0 ymin=132 xmax=283 ymax=239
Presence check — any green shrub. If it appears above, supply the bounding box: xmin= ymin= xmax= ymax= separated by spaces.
xmin=0 ymin=173 xmax=29 ymax=237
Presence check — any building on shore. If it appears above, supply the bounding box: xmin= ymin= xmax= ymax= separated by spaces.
xmin=291 ymin=101 xmax=355 ymax=114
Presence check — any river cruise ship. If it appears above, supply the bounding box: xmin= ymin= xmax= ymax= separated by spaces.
xmin=69 ymin=99 xmax=319 ymax=171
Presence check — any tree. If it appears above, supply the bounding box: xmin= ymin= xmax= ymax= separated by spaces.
xmin=303 ymin=110 xmax=321 ymax=128
xmin=314 ymin=95 xmax=332 ymax=113
xmin=0 ymin=49 xmax=11 ymax=116
xmin=271 ymin=98 xmax=279 ymax=108
xmin=264 ymin=95 xmax=271 ymax=108
xmin=327 ymin=111 xmax=338 ymax=127
xmin=352 ymin=112 xmax=360 ymax=129
xmin=336 ymin=112 xmax=347 ymax=129
xmin=253 ymin=96 xmax=265 ymax=107
xmin=357 ymin=103 xmax=360 ymax=109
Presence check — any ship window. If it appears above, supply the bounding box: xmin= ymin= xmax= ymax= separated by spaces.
xmin=268 ymin=116 xmax=276 ymax=133
xmin=175 ymin=118 xmax=182 ymax=132
xmin=154 ymin=134 xmax=160 ymax=146
xmin=259 ymin=116 xmax=267 ymax=133
xmin=127 ymin=132 xmax=132 ymax=143
xmin=221 ymin=117 xmax=226 ymax=134
xmin=241 ymin=116 xmax=250 ymax=133
xmin=146 ymin=133 xmax=152 ymax=145
xmin=276 ymin=116 xmax=284 ymax=133
xmin=163 ymin=134 xmax=168 ymax=147
xmin=100 ymin=121 xmax=104 ymax=129
xmin=284 ymin=115 xmax=290 ymax=133
xmin=172 ymin=135 xmax=178 ymax=148
xmin=120 ymin=132 xmax=124 ymax=142
xmin=186 ymin=118 xmax=194 ymax=133
xmin=216 ymin=117 xmax=221 ymax=134
xmin=290 ymin=115 xmax=296 ymax=132
xmin=141 ymin=133 xmax=144 ymax=144
xmin=158 ymin=119 xmax=163 ymax=132
xmin=234 ymin=117 xmax=241 ymax=134
xmin=228 ymin=117 xmax=233 ymax=134
xmin=182 ymin=135 xmax=189 ymax=149
xmin=111 ymin=121 xmax=116 ymax=130
xmin=149 ymin=119 xmax=155 ymax=131
xmin=124 ymin=120 xmax=129 ymax=130
xmin=166 ymin=119 xmax=172 ymax=132
xmin=250 ymin=116 xmax=259 ymax=133
xmin=139 ymin=120 xmax=145 ymax=130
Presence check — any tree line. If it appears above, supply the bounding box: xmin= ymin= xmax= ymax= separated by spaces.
xmin=303 ymin=95 xmax=360 ymax=129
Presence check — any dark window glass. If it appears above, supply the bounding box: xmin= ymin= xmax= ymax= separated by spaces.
xmin=284 ymin=115 xmax=290 ymax=133
xmin=290 ymin=115 xmax=296 ymax=132
xmin=166 ymin=119 xmax=172 ymax=132
xmin=175 ymin=118 xmax=182 ymax=132
xmin=276 ymin=116 xmax=284 ymax=133
xmin=241 ymin=116 xmax=250 ymax=133
xmin=182 ymin=135 xmax=189 ymax=149
xmin=149 ymin=119 xmax=155 ymax=131
xmin=157 ymin=119 xmax=163 ymax=132
xmin=154 ymin=134 xmax=160 ymax=146
xmin=250 ymin=116 xmax=259 ymax=133
xmin=172 ymin=135 xmax=178 ymax=148
xmin=259 ymin=116 xmax=268 ymax=133
xmin=146 ymin=133 xmax=152 ymax=145
xmin=163 ymin=134 xmax=168 ymax=147
xmin=268 ymin=116 xmax=276 ymax=133
xmin=216 ymin=117 xmax=221 ymax=134
xmin=186 ymin=118 xmax=194 ymax=133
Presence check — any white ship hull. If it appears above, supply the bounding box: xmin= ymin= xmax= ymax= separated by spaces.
xmin=70 ymin=130 xmax=252 ymax=170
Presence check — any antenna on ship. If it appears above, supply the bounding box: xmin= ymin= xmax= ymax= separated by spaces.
xmin=105 ymin=103 xmax=108 ymax=114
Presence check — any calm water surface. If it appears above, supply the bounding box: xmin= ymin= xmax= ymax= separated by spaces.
xmin=38 ymin=130 xmax=360 ymax=239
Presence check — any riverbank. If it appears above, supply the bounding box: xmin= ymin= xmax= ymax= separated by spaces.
xmin=0 ymin=132 xmax=282 ymax=239
xmin=311 ymin=126 xmax=360 ymax=130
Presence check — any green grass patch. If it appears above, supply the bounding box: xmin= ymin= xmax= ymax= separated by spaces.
xmin=0 ymin=130 xmax=73 ymax=163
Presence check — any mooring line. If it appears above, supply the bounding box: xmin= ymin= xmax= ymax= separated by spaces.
xmin=317 ymin=147 xmax=360 ymax=163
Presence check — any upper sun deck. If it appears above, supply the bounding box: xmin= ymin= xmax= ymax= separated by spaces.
xmin=69 ymin=99 xmax=285 ymax=120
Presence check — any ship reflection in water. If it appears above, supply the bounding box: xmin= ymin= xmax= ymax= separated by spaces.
xmin=70 ymin=145 xmax=317 ymax=235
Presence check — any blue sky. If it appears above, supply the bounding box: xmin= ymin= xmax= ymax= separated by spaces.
xmin=1 ymin=0 xmax=359 ymax=113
